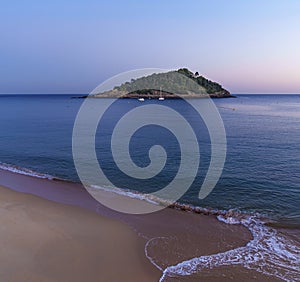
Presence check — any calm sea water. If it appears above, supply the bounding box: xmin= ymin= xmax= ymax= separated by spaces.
xmin=0 ymin=94 xmax=299 ymax=227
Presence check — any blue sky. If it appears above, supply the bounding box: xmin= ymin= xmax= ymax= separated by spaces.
xmin=1 ymin=0 xmax=300 ymax=94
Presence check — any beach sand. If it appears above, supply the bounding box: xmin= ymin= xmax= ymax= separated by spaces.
xmin=0 ymin=185 xmax=160 ymax=282
xmin=0 ymin=168 xmax=286 ymax=281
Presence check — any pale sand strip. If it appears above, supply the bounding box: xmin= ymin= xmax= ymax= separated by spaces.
xmin=0 ymin=185 xmax=161 ymax=282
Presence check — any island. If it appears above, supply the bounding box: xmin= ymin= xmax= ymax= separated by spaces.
xmin=87 ymin=68 xmax=233 ymax=99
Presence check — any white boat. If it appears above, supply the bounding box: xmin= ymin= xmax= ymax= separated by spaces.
xmin=138 ymin=98 xmax=145 ymax=102
xmin=158 ymin=87 xmax=165 ymax=100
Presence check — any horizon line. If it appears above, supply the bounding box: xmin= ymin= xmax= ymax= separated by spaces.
xmin=0 ymin=93 xmax=300 ymax=95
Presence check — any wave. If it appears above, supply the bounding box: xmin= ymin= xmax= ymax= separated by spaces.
xmin=89 ymin=184 xmax=164 ymax=206
xmin=158 ymin=213 xmax=300 ymax=282
xmin=0 ymin=162 xmax=236 ymax=217
xmin=0 ymin=162 xmax=56 ymax=180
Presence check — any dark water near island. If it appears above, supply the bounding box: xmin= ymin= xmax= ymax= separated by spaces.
xmin=0 ymin=94 xmax=299 ymax=227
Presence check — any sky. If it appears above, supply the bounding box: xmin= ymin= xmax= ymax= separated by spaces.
xmin=1 ymin=0 xmax=300 ymax=94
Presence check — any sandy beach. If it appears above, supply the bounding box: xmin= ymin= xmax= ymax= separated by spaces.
xmin=0 ymin=185 xmax=160 ymax=282
xmin=0 ymin=168 xmax=291 ymax=281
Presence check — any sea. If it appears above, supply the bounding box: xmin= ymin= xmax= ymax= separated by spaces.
xmin=0 ymin=94 xmax=299 ymax=281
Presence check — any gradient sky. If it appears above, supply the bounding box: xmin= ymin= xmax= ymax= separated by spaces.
xmin=1 ymin=0 xmax=300 ymax=94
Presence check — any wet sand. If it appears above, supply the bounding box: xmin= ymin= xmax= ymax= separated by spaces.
xmin=0 ymin=168 xmax=287 ymax=281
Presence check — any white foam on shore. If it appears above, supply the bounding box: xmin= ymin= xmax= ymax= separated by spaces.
xmin=145 ymin=237 xmax=167 ymax=272
xmin=89 ymin=184 xmax=171 ymax=206
xmin=158 ymin=214 xmax=300 ymax=282
xmin=0 ymin=162 xmax=54 ymax=180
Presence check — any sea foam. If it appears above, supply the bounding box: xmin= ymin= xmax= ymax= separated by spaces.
xmin=0 ymin=162 xmax=54 ymax=180
xmin=158 ymin=214 xmax=300 ymax=282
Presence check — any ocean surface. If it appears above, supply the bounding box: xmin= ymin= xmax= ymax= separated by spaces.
xmin=0 ymin=94 xmax=299 ymax=227
xmin=0 ymin=94 xmax=299 ymax=281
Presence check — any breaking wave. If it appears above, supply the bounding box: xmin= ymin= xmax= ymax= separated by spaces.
xmin=158 ymin=214 xmax=300 ymax=282
xmin=0 ymin=162 xmax=55 ymax=180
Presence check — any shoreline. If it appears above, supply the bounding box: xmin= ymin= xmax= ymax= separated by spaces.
xmin=0 ymin=168 xmax=298 ymax=281
xmin=0 ymin=161 xmax=298 ymax=229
